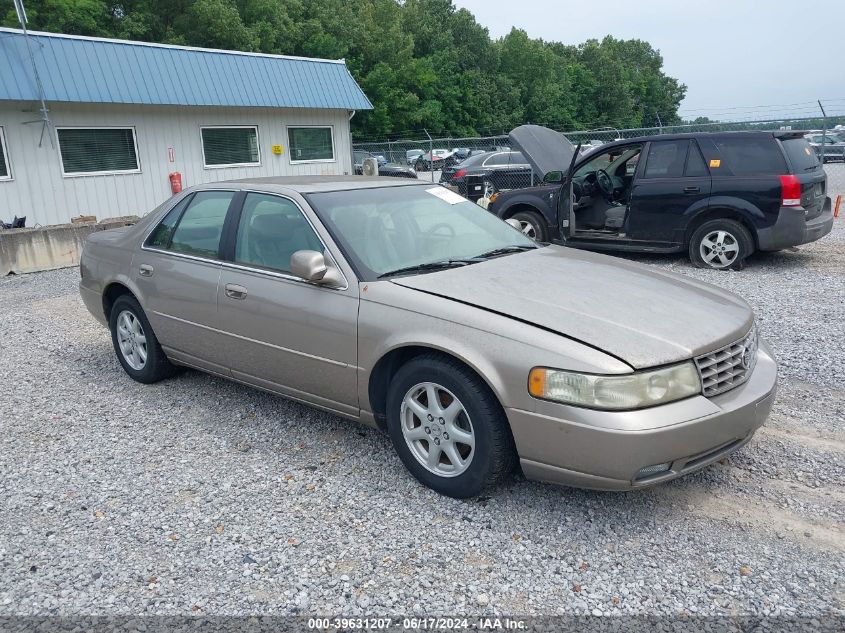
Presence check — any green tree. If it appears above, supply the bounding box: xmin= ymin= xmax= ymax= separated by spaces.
xmin=4 ymin=0 xmax=688 ymax=139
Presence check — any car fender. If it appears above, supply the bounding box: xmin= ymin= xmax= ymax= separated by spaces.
xmin=683 ymin=195 xmax=765 ymax=238
xmin=357 ymin=283 xmax=631 ymax=419
xmin=493 ymin=190 xmax=555 ymax=225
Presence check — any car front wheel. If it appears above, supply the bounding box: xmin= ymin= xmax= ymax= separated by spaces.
xmin=509 ymin=210 xmax=547 ymax=242
xmin=688 ymin=219 xmax=754 ymax=270
xmin=386 ymin=354 xmax=515 ymax=498
xmin=109 ymin=294 xmax=176 ymax=383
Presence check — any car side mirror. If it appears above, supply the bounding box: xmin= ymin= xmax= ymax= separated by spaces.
xmin=505 ymin=218 xmax=522 ymax=230
xmin=290 ymin=250 xmax=344 ymax=288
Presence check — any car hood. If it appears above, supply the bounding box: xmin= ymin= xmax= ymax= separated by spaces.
xmin=508 ymin=125 xmax=576 ymax=181
xmin=391 ymin=246 xmax=754 ymax=369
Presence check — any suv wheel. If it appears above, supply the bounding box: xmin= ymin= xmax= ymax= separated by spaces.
xmin=510 ymin=210 xmax=547 ymax=242
xmin=109 ymin=295 xmax=176 ymax=383
xmin=386 ymin=354 xmax=515 ymax=498
xmin=689 ymin=219 xmax=753 ymax=270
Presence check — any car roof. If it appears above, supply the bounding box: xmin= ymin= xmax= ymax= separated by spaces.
xmin=190 ymin=175 xmax=428 ymax=194
xmin=590 ymin=130 xmax=806 ymax=151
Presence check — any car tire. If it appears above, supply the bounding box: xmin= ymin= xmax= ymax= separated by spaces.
xmin=386 ymin=354 xmax=515 ymax=498
xmin=688 ymin=219 xmax=754 ymax=270
xmin=109 ymin=294 xmax=176 ymax=383
xmin=510 ymin=210 xmax=548 ymax=242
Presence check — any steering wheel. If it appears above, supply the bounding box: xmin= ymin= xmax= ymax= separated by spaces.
xmin=595 ymin=169 xmax=615 ymax=201
xmin=425 ymin=223 xmax=456 ymax=238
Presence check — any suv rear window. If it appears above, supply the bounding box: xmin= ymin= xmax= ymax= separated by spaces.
xmin=714 ymin=136 xmax=787 ymax=176
xmin=781 ymin=138 xmax=820 ymax=172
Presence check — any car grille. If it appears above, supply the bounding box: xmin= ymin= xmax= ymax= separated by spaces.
xmin=694 ymin=326 xmax=759 ymax=397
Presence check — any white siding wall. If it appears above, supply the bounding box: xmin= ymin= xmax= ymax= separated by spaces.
xmin=0 ymin=102 xmax=353 ymax=226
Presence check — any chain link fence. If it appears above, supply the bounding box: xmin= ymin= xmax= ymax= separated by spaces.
xmin=354 ymin=116 xmax=845 ymax=199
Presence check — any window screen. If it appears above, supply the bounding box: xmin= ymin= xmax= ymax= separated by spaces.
xmin=713 ymin=136 xmax=787 ymax=176
xmin=0 ymin=128 xmax=9 ymax=179
xmin=168 ymin=191 xmax=234 ymax=258
xmin=235 ymin=193 xmax=322 ymax=273
xmin=288 ymin=127 xmax=334 ymax=162
xmin=58 ymin=128 xmax=139 ymax=174
xmin=644 ymin=140 xmax=689 ymax=178
xmin=201 ymin=127 xmax=259 ymax=166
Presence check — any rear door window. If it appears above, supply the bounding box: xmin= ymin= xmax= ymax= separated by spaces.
xmin=643 ymin=140 xmax=689 ymax=178
xmin=713 ymin=136 xmax=787 ymax=175
xmin=146 ymin=195 xmax=193 ymax=248
xmin=168 ymin=191 xmax=235 ymax=258
xmin=685 ymin=143 xmax=709 ymax=177
xmin=781 ymin=138 xmax=820 ymax=172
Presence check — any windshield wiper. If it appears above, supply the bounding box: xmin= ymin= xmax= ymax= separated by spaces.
xmin=377 ymin=259 xmax=479 ymax=279
xmin=475 ymin=244 xmax=538 ymax=259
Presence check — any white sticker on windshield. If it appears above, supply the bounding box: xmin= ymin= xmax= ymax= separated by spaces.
xmin=425 ymin=186 xmax=466 ymax=205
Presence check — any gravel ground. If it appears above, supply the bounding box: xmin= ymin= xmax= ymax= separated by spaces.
xmin=0 ymin=220 xmax=843 ymax=620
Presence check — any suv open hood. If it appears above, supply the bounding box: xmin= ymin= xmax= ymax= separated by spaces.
xmin=508 ymin=125 xmax=576 ymax=182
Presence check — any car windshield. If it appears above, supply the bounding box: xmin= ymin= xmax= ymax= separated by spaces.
xmin=307 ymin=185 xmax=537 ymax=281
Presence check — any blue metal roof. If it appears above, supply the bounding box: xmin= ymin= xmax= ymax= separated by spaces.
xmin=0 ymin=29 xmax=373 ymax=110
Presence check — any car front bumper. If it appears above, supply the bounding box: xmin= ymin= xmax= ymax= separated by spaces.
xmin=757 ymin=200 xmax=833 ymax=251
xmin=508 ymin=341 xmax=778 ymax=491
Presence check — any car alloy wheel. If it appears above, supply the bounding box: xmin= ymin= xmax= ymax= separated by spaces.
xmin=699 ymin=230 xmax=740 ymax=269
xmin=115 ymin=309 xmax=148 ymax=370
xmin=516 ymin=220 xmax=537 ymax=239
xmin=400 ymin=381 xmax=475 ymax=477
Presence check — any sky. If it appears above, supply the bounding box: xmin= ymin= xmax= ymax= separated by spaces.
xmin=452 ymin=0 xmax=845 ymax=122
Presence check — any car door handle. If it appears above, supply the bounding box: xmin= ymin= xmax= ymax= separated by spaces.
xmin=224 ymin=283 xmax=248 ymax=300
xmin=139 ymin=264 xmax=154 ymax=277
xmin=683 ymin=186 xmax=701 ymax=194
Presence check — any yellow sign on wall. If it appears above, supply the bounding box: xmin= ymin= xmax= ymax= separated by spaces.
xmin=709 ymin=159 xmax=721 ymax=168
xmin=271 ymin=144 xmax=283 ymax=155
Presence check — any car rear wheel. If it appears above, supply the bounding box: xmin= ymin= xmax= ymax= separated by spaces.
xmin=689 ymin=219 xmax=753 ymax=270
xmin=109 ymin=294 xmax=176 ymax=383
xmin=510 ymin=210 xmax=547 ymax=242
xmin=386 ymin=354 xmax=515 ymax=498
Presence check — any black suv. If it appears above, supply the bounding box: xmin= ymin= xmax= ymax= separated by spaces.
xmin=491 ymin=126 xmax=833 ymax=269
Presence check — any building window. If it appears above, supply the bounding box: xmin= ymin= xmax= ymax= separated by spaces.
xmin=57 ymin=128 xmax=140 ymax=175
xmin=0 ymin=127 xmax=11 ymax=181
xmin=288 ymin=126 xmax=334 ymax=163
xmin=201 ymin=126 xmax=260 ymax=168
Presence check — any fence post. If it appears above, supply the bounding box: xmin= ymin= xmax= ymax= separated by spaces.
xmin=424 ymin=129 xmax=434 ymax=183
xmin=818 ymin=100 xmax=828 ymax=164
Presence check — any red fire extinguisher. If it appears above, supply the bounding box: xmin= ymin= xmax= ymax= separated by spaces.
xmin=169 ymin=172 xmax=183 ymax=195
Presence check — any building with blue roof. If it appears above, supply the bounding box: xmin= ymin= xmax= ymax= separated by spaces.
xmin=0 ymin=28 xmax=373 ymax=226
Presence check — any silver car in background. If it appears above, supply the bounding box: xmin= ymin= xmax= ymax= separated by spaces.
xmin=79 ymin=177 xmax=777 ymax=498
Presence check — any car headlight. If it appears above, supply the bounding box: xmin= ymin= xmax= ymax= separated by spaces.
xmin=528 ymin=362 xmax=702 ymax=410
